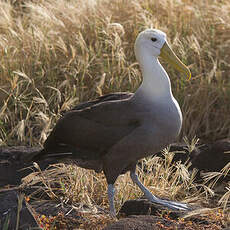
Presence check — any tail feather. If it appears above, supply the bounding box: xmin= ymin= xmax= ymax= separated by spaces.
xmin=30 ymin=145 xmax=101 ymax=162
xmin=24 ymin=144 xmax=103 ymax=173
xmin=31 ymin=145 xmax=75 ymax=162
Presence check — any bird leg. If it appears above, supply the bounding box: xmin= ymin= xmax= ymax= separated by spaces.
xmin=130 ymin=171 xmax=190 ymax=211
xmin=108 ymin=184 xmax=116 ymax=217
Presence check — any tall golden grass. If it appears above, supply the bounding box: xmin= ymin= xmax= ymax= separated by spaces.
xmin=0 ymin=0 xmax=229 ymax=146
xmin=0 ymin=0 xmax=229 ymax=228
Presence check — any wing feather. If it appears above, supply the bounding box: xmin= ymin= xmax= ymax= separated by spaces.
xmin=41 ymin=92 xmax=140 ymax=161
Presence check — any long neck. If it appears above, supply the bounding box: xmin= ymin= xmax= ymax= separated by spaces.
xmin=134 ymin=52 xmax=173 ymax=102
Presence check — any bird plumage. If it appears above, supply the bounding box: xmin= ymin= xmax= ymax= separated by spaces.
xmin=32 ymin=28 xmax=191 ymax=216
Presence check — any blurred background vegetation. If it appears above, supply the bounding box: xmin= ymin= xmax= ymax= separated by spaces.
xmin=0 ymin=0 xmax=229 ymax=146
xmin=0 ymin=2 xmax=229 ymax=228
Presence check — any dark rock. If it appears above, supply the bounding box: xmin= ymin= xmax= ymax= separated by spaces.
xmin=104 ymin=212 xmax=222 ymax=230
xmin=189 ymin=138 xmax=230 ymax=173
xmin=0 ymin=146 xmax=55 ymax=186
xmin=0 ymin=190 xmax=39 ymax=229
xmin=103 ymin=215 xmax=170 ymax=230
xmin=103 ymin=214 xmax=195 ymax=230
xmin=118 ymin=199 xmax=187 ymax=218
xmin=154 ymin=139 xmax=230 ymax=180
xmin=159 ymin=142 xmax=192 ymax=163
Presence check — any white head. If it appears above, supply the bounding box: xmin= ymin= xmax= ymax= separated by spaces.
xmin=134 ymin=29 xmax=167 ymax=59
xmin=134 ymin=28 xmax=191 ymax=79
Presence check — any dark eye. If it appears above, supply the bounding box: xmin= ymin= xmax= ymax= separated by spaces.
xmin=151 ymin=37 xmax=157 ymax=42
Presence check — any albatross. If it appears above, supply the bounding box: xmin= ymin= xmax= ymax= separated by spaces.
xmin=32 ymin=29 xmax=191 ymax=216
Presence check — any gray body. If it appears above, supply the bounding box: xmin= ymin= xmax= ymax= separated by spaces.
xmin=33 ymin=29 xmax=190 ymax=215
xmin=41 ymin=91 xmax=181 ymax=184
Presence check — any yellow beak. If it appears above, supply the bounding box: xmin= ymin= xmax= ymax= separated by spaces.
xmin=160 ymin=42 xmax=191 ymax=80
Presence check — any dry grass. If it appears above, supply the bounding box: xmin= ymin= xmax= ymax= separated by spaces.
xmin=0 ymin=0 xmax=229 ymax=145
xmin=22 ymin=152 xmax=199 ymax=211
xmin=0 ymin=0 xmax=230 ymax=229
xmin=21 ymin=143 xmax=230 ymax=229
